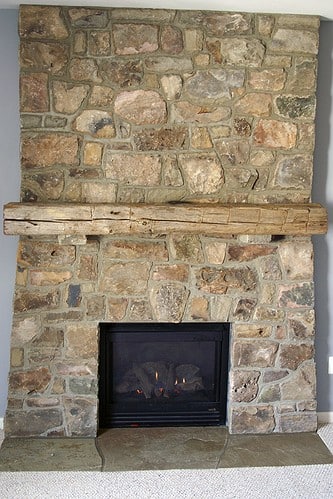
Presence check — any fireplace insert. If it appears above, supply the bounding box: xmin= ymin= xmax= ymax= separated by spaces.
xmin=98 ymin=322 xmax=230 ymax=428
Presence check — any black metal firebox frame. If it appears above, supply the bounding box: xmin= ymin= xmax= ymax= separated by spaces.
xmin=98 ymin=322 xmax=230 ymax=428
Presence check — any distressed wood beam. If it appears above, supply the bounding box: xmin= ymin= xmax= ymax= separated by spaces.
xmin=3 ymin=202 xmax=328 ymax=236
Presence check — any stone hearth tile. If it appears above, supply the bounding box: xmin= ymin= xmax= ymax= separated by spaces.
xmin=218 ymin=432 xmax=333 ymax=468
xmin=97 ymin=427 xmax=229 ymax=471
xmin=0 ymin=437 xmax=102 ymax=471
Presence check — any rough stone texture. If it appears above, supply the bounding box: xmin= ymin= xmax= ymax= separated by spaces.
xmin=6 ymin=6 xmax=320 ymax=438
xmin=230 ymin=406 xmax=275 ymax=434
xmin=114 ymin=90 xmax=167 ymax=124
xmin=179 ymin=153 xmax=224 ymax=194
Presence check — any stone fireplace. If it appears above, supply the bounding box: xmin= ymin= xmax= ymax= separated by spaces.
xmin=3 ymin=5 xmax=328 ymax=437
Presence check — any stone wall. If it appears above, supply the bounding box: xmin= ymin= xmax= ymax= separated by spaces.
xmin=5 ymin=6 xmax=320 ymax=436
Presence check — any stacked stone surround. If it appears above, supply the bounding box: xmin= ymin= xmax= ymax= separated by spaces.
xmin=5 ymin=5 xmax=320 ymax=436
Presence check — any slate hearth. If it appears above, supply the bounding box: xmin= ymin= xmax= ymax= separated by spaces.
xmin=3 ymin=6 xmax=326 ymax=438
xmin=0 ymin=428 xmax=332 ymax=471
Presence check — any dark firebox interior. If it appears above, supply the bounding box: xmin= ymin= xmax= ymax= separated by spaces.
xmin=98 ymin=322 xmax=230 ymax=428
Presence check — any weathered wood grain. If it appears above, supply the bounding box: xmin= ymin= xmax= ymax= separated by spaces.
xmin=3 ymin=202 xmax=328 ymax=236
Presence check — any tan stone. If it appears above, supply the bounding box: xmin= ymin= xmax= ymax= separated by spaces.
xmin=204 ymin=12 xmax=252 ymax=36
xmin=248 ymin=69 xmax=286 ymax=91
xmin=196 ymin=267 xmax=257 ymax=294
xmin=74 ymin=31 xmax=86 ymax=54
xmin=11 ymin=348 xmax=24 ymax=368
xmin=234 ymin=93 xmax=272 ymax=117
xmin=210 ymin=296 xmax=232 ymax=321
xmin=21 ymin=133 xmax=79 ymax=168
xmin=270 ymin=29 xmax=318 ymax=55
xmin=134 ymin=127 xmax=188 ymax=151
xmin=66 ymin=323 xmax=97 ymax=360
xmin=145 ymin=56 xmax=193 ymax=73
xmin=233 ymin=324 xmax=271 ymax=338
xmin=150 ymin=283 xmax=189 ymax=322
xmin=278 ymin=241 xmax=313 ymax=279
xmin=280 ymin=343 xmax=314 ymax=370
xmin=77 ymin=254 xmax=97 ymax=280
xmin=279 ymin=412 xmax=317 ymax=433
xmin=193 ymin=53 xmax=210 ymax=67
xmin=5 ymin=409 xmax=62 ymax=437
xmin=89 ymin=86 xmax=114 ymax=108
xmin=9 ymin=367 xmax=51 ymax=393
xmin=264 ymin=54 xmax=292 ymax=67
xmin=32 ymin=327 xmax=64 ymax=348
xmin=298 ymin=123 xmax=315 ymax=151
xmin=74 ymin=110 xmax=116 ymax=138
xmin=19 ymin=6 xmax=68 ymax=39
xmin=69 ymin=58 xmax=101 ymax=82
xmin=12 ymin=317 xmax=40 ymax=345
xmin=99 ymin=262 xmax=151 ymax=295
xmin=163 ymin=156 xmax=183 ymax=186
xmin=160 ymin=75 xmax=182 ymax=100
xmin=86 ymin=295 xmax=106 ymax=319
xmin=30 ymin=270 xmax=72 ymax=286
xmin=233 ymin=340 xmax=278 ymax=367
xmin=83 ymin=142 xmax=103 ymax=166
xmin=161 ymin=25 xmax=183 ymax=54
xmin=113 ymin=23 xmax=158 ymax=55
xmin=257 ymin=15 xmax=275 ymax=37
xmin=169 ymin=233 xmax=204 ymax=263
xmin=185 ymin=69 xmax=245 ymax=100
xmin=15 ymin=267 xmax=28 ymax=286
xmin=231 ymin=370 xmax=260 ymax=402
xmin=53 ymin=81 xmax=89 ymax=114
xmin=99 ymin=59 xmax=144 ymax=88
xmin=114 ymin=90 xmax=166 ymax=125
xmin=152 ymin=264 xmax=189 ymax=282
xmin=22 ymin=172 xmax=65 ymax=201
xmin=105 ymin=153 xmax=161 ymax=186
xmin=281 ymin=363 xmax=316 ymax=400
xmin=191 ymin=127 xmax=213 ymax=149
xmin=184 ymin=29 xmax=203 ymax=51
xmin=254 ymin=120 xmax=297 ymax=149
xmin=103 ymin=239 xmax=168 ymax=261
xmin=206 ymin=39 xmax=222 ymax=64
xmin=189 ymin=296 xmax=209 ymax=320
xmin=203 ymin=240 xmax=226 ymax=264
xmin=128 ymin=300 xmax=153 ymax=321
xmin=63 ymin=397 xmax=96 ymax=437
xmin=228 ymin=244 xmax=276 ymax=262
xmin=179 ymin=153 xmax=224 ymax=194
xmin=18 ymin=241 xmax=76 ymax=267
xmin=89 ymin=31 xmax=111 ymax=56
xmin=215 ymin=139 xmax=250 ymax=166
xmin=68 ymin=8 xmax=108 ymax=28
xmin=106 ymin=297 xmax=128 ymax=321
xmin=20 ymin=73 xmax=49 ymax=112
xmin=220 ymin=38 xmax=265 ymax=67
xmin=14 ymin=290 xmax=59 ymax=313
xmin=111 ymin=9 xmax=174 ymax=22
xmin=172 ymin=101 xmax=230 ymax=124
xmin=288 ymin=310 xmax=315 ymax=339
xmin=20 ymin=41 xmax=69 ymax=75
xmin=82 ymin=182 xmax=117 ymax=203
xmin=230 ymin=406 xmax=275 ymax=434
xmin=250 ymin=150 xmax=275 ymax=167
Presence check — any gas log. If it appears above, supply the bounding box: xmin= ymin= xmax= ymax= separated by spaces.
xmin=115 ymin=361 xmax=205 ymax=399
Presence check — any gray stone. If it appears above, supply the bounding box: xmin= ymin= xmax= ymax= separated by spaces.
xmin=230 ymin=406 xmax=275 ymax=434
xmin=185 ymin=69 xmax=245 ymax=100
xmin=270 ymin=29 xmax=318 ymax=55
xmin=215 ymin=139 xmax=250 ymax=166
xmin=99 ymin=59 xmax=144 ymax=88
xmin=4 ymin=409 xmax=63 ymax=437
xmin=113 ymin=23 xmax=159 ymax=55
xmin=114 ymin=90 xmax=167 ymax=125
xmin=204 ymin=13 xmax=253 ymax=36
xmin=279 ymin=283 xmax=314 ymax=308
xmin=233 ymin=340 xmax=278 ymax=368
xmin=220 ymin=38 xmax=265 ymax=67
xmin=275 ymin=95 xmax=316 ymax=119
xmin=68 ymin=8 xmax=108 ymax=28
xmin=133 ymin=127 xmax=188 ymax=151
xmin=150 ymin=283 xmax=189 ymax=322
xmin=196 ymin=267 xmax=257 ymax=294
xmin=74 ymin=110 xmax=116 ymax=138
xmin=231 ymin=370 xmax=260 ymax=402
xmin=281 ymin=363 xmax=316 ymax=401
xmin=63 ymin=397 xmax=97 ymax=437
xmin=278 ymin=412 xmax=317 ymax=433
xmin=273 ymin=155 xmax=313 ymax=190
xmin=179 ymin=153 xmax=224 ymax=194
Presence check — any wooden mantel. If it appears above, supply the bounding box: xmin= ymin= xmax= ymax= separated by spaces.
xmin=3 ymin=202 xmax=328 ymax=236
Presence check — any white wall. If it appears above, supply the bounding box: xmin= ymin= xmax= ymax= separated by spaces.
xmin=0 ymin=10 xmax=332 ymax=417
xmin=313 ymin=21 xmax=333 ymax=413
xmin=0 ymin=9 xmax=19 ymax=418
